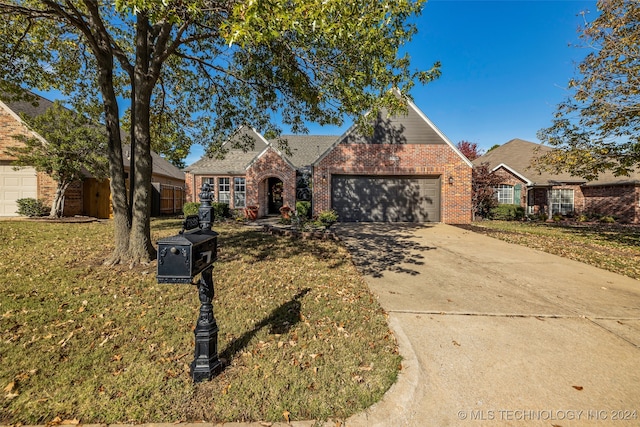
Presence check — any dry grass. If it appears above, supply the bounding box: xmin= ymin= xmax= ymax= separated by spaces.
xmin=460 ymin=221 xmax=640 ymax=280
xmin=0 ymin=219 xmax=400 ymax=425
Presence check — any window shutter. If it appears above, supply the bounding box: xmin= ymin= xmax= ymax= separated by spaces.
xmin=513 ymin=184 xmax=522 ymax=205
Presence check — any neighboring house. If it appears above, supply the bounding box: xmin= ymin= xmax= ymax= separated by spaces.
xmin=473 ymin=138 xmax=640 ymax=223
xmin=185 ymin=99 xmax=473 ymax=224
xmin=0 ymin=92 xmax=185 ymax=218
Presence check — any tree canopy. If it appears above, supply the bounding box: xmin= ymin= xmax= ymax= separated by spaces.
xmin=456 ymin=140 xmax=483 ymax=161
xmin=0 ymin=0 xmax=438 ymax=264
xmin=536 ymin=0 xmax=640 ymax=180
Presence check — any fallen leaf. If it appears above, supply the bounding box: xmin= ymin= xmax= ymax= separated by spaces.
xmin=572 ymin=385 xmax=583 ymax=391
xmin=452 ymin=340 xmax=461 ymax=347
xmin=282 ymin=410 xmax=290 ymax=423
xmin=3 ymin=381 xmax=15 ymax=393
xmin=61 ymin=419 xmax=80 ymax=425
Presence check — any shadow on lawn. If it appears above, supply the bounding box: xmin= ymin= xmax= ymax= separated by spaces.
xmin=333 ymin=223 xmax=437 ymax=278
xmin=219 ymin=226 xmax=349 ymax=269
xmin=220 ymin=288 xmax=310 ymax=366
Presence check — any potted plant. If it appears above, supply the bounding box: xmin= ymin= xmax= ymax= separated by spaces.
xmin=279 ymin=205 xmax=292 ymax=220
xmin=244 ymin=205 xmax=259 ymax=220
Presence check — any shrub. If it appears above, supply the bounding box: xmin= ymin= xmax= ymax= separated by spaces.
xmin=316 ymin=209 xmax=338 ymax=228
xmin=600 ymin=215 xmax=616 ymax=223
xmin=552 ymin=213 xmax=563 ymax=222
xmin=16 ymin=198 xmax=49 ymax=217
xmin=490 ymin=204 xmax=525 ymax=221
xmin=577 ymin=214 xmax=589 ymax=222
xmin=212 ymin=202 xmax=230 ymax=221
xmin=183 ymin=202 xmax=199 ymax=216
xmin=296 ymin=201 xmax=311 ymax=219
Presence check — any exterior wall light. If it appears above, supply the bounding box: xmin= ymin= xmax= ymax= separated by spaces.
xmin=448 ymin=176 xmax=454 ymax=185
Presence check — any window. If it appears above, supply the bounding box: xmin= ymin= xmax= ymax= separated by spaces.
xmin=494 ymin=185 xmax=513 ymax=204
xmin=550 ymin=189 xmax=574 ymax=215
xmin=218 ymin=177 xmax=230 ymax=205
xmin=234 ymin=177 xmax=246 ymax=208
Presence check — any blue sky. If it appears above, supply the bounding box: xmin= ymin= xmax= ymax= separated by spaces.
xmin=184 ymin=0 xmax=597 ymax=164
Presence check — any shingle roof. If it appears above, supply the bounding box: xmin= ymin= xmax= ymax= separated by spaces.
xmin=185 ymin=130 xmax=338 ymax=174
xmin=121 ymin=145 xmax=184 ymax=181
xmin=185 ymin=126 xmax=269 ymax=174
xmin=473 ymin=138 xmax=640 ymax=186
xmin=272 ymin=135 xmax=338 ymax=168
xmin=1 ymin=91 xmax=55 ymax=119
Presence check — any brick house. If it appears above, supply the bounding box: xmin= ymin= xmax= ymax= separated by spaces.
xmin=473 ymin=138 xmax=640 ymax=223
xmin=0 ymin=92 xmax=185 ymax=218
xmin=185 ymin=99 xmax=473 ymax=224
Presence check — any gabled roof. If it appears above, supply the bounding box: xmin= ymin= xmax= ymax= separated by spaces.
xmin=186 ymin=130 xmax=338 ymax=174
xmin=315 ymin=97 xmax=473 ymax=167
xmin=473 ymin=138 xmax=640 ymax=186
xmin=122 ymin=145 xmax=184 ymax=181
xmin=184 ymin=126 xmax=269 ymax=175
xmin=1 ymin=90 xmax=55 ymax=119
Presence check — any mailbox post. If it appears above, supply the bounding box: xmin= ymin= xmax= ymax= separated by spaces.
xmin=157 ymin=183 xmax=223 ymax=382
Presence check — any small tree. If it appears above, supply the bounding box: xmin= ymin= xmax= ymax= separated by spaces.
xmin=536 ymin=0 xmax=640 ymax=179
xmin=6 ymin=102 xmax=108 ymax=217
xmin=472 ymin=162 xmax=502 ymax=220
xmin=456 ymin=140 xmax=483 ymax=161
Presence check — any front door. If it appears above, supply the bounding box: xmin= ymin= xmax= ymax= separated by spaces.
xmin=268 ymin=177 xmax=284 ymax=215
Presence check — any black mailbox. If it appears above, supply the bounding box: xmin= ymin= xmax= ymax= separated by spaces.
xmin=156 ymin=183 xmax=223 ymax=382
xmin=157 ymin=225 xmax=218 ymax=284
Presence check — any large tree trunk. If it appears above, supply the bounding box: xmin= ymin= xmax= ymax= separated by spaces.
xmin=127 ymin=12 xmax=156 ymax=264
xmin=98 ymin=62 xmax=131 ymax=265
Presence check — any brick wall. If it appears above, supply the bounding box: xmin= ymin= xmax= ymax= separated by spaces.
xmin=246 ymin=148 xmax=296 ymax=218
xmin=493 ymin=169 xmax=528 ymax=207
xmin=582 ymin=184 xmax=639 ymax=223
xmin=0 ymin=104 xmax=31 ymax=161
xmin=314 ymin=143 xmax=472 ymax=224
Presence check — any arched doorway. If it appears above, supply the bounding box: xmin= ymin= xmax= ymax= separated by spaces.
xmin=267 ymin=177 xmax=284 ymax=215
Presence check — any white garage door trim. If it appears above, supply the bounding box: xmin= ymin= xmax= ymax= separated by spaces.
xmin=0 ymin=165 xmax=38 ymax=216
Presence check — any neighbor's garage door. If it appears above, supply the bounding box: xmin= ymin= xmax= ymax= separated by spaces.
xmin=331 ymin=175 xmax=441 ymax=222
xmin=0 ymin=165 xmax=37 ymax=216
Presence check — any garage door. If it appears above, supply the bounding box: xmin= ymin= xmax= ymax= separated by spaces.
xmin=331 ymin=175 xmax=441 ymax=222
xmin=0 ymin=165 xmax=38 ymax=216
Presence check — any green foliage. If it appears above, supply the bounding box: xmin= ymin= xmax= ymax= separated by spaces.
xmin=600 ymin=215 xmax=616 ymax=223
xmin=296 ymin=201 xmax=311 ymax=219
xmin=212 ymin=202 xmax=230 ymax=221
xmin=15 ymin=198 xmax=48 ymax=217
xmin=0 ymin=0 xmax=437 ymax=261
xmin=536 ymin=0 xmax=640 ymax=179
xmin=552 ymin=213 xmax=564 ymax=222
xmin=317 ymin=210 xmax=338 ymax=227
xmin=490 ymin=204 xmax=525 ymax=221
xmin=182 ymin=202 xmax=199 ymax=216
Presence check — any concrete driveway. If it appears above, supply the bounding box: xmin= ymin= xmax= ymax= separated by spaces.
xmin=334 ymin=223 xmax=640 ymax=427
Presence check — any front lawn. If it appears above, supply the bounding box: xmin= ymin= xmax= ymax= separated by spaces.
xmin=0 ymin=219 xmax=400 ymax=424
xmin=460 ymin=221 xmax=640 ymax=280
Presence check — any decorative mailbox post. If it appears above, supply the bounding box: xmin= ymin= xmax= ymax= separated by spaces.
xmin=157 ymin=183 xmax=223 ymax=382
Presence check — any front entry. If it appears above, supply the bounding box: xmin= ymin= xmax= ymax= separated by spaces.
xmin=267 ymin=177 xmax=284 ymax=215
